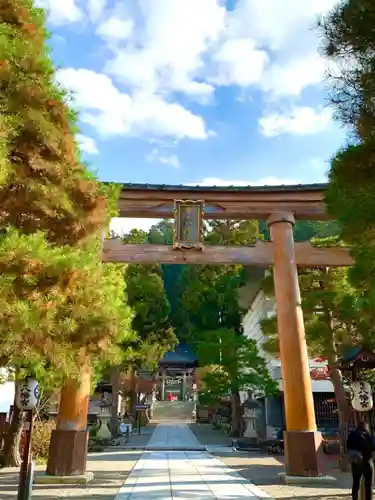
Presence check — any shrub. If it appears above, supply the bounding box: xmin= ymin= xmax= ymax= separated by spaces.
xmin=31 ymin=420 xmax=55 ymax=461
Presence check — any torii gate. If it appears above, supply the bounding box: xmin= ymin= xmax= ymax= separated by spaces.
xmin=47 ymin=182 xmax=352 ymax=481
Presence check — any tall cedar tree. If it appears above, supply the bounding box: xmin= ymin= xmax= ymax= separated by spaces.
xmin=122 ymin=229 xmax=176 ymax=414
xmin=0 ymin=0 xmax=134 ymax=464
xmin=318 ymin=2 xmax=375 ymax=297
xmin=0 ymin=0 xmax=106 ymax=244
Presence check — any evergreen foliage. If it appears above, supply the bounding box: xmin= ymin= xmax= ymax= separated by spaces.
xmin=0 ymin=229 xmax=134 ymax=383
xmin=0 ymin=0 xmax=107 ymax=245
xmin=318 ymin=1 xmax=375 ymax=306
xmin=0 ymin=0 xmax=134 ymax=385
xmin=197 ymin=329 xmax=276 ymax=406
xmin=123 ymin=229 xmax=176 ymax=370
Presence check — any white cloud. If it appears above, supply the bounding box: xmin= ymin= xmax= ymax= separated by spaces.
xmin=259 ymin=106 xmax=332 ymax=137
xmin=45 ymin=0 xmax=338 ymax=140
xmin=76 ymin=134 xmax=99 ymax=155
xmin=146 ymin=148 xmax=180 ymax=169
xmin=56 ymin=68 xmax=208 ymax=140
xmin=110 ymin=218 xmax=156 ymax=237
xmin=104 ymin=0 xmax=225 ymax=97
xmin=87 ymin=0 xmax=107 ymax=23
xmin=98 ymin=0 xmax=336 ymax=102
xmin=260 ymin=54 xmax=327 ymax=98
xmin=36 ymin=0 xmax=83 ymax=25
xmin=96 ymin=17 xmax=134 ymax=41
xmin=210 ymin=38 xmax=269 ymax=87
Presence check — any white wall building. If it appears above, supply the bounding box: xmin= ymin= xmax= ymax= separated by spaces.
xmin=241 ymin=286 xmax=335 ymax=439
xmin=0 ymin=379 xmax=14 ymax=416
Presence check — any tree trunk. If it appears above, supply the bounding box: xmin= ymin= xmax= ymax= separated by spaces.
xmin=230 ymin=390 xmax=242 ymax=437
xmin=328 ymin=363 xmax=350 ymax=472
xmin=110 ymin=366 xmax=120 ymax=438
xmin=0 ymin=402 xmax=24 ymax=468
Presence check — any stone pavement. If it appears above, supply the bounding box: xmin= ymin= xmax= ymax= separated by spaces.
xmin=115 ymin=424 xmax=271 ymax=499
xmin=146 ymin=422 xmax=204 ymax=450
xmin=115 ymin=450 xmax=271 ymax=499
xmin=0 ymin=422 xmax=354 ymax=500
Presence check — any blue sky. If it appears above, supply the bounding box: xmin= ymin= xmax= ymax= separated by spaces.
xmin=38 ymin=0 xmax=344 ymax=232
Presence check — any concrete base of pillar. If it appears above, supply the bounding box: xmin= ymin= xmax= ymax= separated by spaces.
xmin=35 ymin=472 xmax=94 ymax=484
xmin=46 ymin=429 xmax=88 ymax=476
xmin=280 ymin=473 xmax=336 ymax=485
xmin=284 ymin=430 xmax=325 ymax=477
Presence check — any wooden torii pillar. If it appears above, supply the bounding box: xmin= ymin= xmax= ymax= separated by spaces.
xmin=268 ymin=212 xmax=323 ymax=477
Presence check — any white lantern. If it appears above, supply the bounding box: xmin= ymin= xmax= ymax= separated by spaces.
xmin=15 ymin=378 xmax=39 ymax=410
xmin=350 ymin=381 xmax=373 ymax=412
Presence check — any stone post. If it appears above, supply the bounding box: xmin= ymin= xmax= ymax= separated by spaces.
xmin=268 ymin=212 xmax=324 ymax=477
xmin=161 ymin=370 xmax=166 ymax=401
xmin=182 ymin=372 xmax=187 ymax=400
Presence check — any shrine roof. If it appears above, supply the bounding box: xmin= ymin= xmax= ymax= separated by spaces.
xmin=119 ymin=182 xmax=328 ymax=193
xmin=160 ymin=343 xmax=198 ymax=366
xmin=338 ymin=345 xmax=375 ymax=370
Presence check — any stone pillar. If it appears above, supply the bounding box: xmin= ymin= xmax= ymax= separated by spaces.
xmin=268 ymin=212 xmax=324 ymax=477
xmin=47 ymin=364 xmax=91 ymax=477
xmin=182 ymin=372 xmax=187 ymax=400
xmin=161 ymin=370 xmax=166 ymax=401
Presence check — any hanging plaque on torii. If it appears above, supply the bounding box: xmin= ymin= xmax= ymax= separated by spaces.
xmin=173 ymin=199 xmax=204 ymax=250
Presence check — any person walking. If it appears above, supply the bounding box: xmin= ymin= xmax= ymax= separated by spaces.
xmin=347 ymin=421 xmax=375 ymax=500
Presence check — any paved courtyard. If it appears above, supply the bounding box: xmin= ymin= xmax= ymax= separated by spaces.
xmin=0 ymin=423 xmax=353 ymax=500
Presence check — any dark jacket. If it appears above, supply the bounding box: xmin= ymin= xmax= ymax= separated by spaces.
xmin=347 ymin=429 xmax=375 ymax=462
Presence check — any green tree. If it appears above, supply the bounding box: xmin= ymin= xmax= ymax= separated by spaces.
xmin=318 ymin=1 xmax=375 ymax=361
xmin=0 ymin=0 xmax=134 ymax=465
xmin=178 ymin=220 xmax=263 ymax=435
xmin=148 ymin=220 xmax=174 ymax=244
xmin=147 ymin=220 xmax=187 ymax=332
xmin=0 ymin=229 xmax=134 ymax=466
xmin=0 ymin=0 xmax=107 ymax=244
xmin=318 ymin=1 xmax=375 ymax=248
xmin=260 ymin=220 xmax=341 ymax=241
xmin=197 ymin=329 xmax=277 ymax=411
xmin=122 ymin=228 xmax=177 ymax=414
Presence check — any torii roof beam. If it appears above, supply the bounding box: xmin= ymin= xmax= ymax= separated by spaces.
xmin=116 ymin=183 xmax=330 ymax=220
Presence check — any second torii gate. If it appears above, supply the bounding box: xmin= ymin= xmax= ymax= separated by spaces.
xmin=49 ymin=182 xmax=352 ymax=481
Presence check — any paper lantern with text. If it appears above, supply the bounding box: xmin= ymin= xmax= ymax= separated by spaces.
xmin=15 ymin=378 xmax=39 ymax=410
xmin=350 ymin=381 xmax=373 ymax=412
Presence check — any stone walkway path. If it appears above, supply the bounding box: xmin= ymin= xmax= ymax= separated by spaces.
xmin=147 ymin=422 xmax=204 ymax=450
xmin=115 ymin=424 xmax=271 ymax=499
